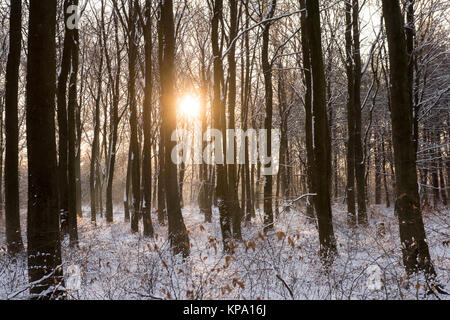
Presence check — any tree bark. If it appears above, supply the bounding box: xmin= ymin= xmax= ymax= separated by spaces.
xmin=142 ymin=0 xmax=154 ymax=237
xmin=405 ymin=0 xmax=419 ymax=157
xmin=374 ymin=139 xmax=382 ymax=205
xmin=243 ymin=5 xmax=255 ymax=222
xmin=211 ymin=0 xmax=233 ymax=251
xmin=4 ymin=0 xmax=24 ymax=255
xmin=101 ymin=5 xmax=121 ymax=223
xmin=261 ymin=0 xmax=277 ymax=233
xmin=57 ymin=0 xmax=73 ymax=235
xmin=198 ymin=58 xmax=213 ymax=223
xmin=382 ymin=0 xmax=435 ymax=277
xmin=160 ymin=0 xmax=190 ymax=257
xmin=128 ymin=0 xmax=141 ymax=234
xmin=352 ymin=0 xmax=367 ymax=225
xmin=124 ymin=144 xmax=132 ymax=222
xmin=305 ymin=0 xmax=337 ymax=262
xmin=104 ymin=6 xmax=120 ymax=223
xmin=67 ymin=0 xmax=79 ymax=246
xmin=300 ymin=0 xmax=315 ymax=220
xmin=90 ymin=42 xmax=103 ymax=224
xmin=345 ymin=0 xmax=356 ymax=225
xmin=157 ymin=16 xmax=166 ymax=225
xmin=227 ymin=0 xmax=242 ymax=240
xmin=381 ymin=133 xmax=391 ymax=208
xmin=26 ymin=0 xmax=64 ymax=298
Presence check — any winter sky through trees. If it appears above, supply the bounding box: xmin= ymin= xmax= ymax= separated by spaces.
xmin=0 ymin=0 xmax=449 ymax=301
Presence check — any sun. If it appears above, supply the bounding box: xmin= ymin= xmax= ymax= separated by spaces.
xmin=179 ymin=95 xmax=201 ymax=118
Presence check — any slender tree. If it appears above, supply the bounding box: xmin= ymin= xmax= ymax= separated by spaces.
xmin=124 ymin=145 xmax=132 ymax=222
xmin=142 ymin=0 xmax=154 ymax=237
xmin=156 ymin=14 xmax=167 ymax=225
xmin=128 ymin=0 xmax=141 ymax=234
xmin=198 ymin=44 xmax=213 ymax=223
xmin=212 ymin=0 xmax=232 ymax=251
xmin=90 ymin=40 xmax=103 ymax=224
xmin=261 ymin=0 xmax=277 ymax=233
xmin=374 ymin=140 xmax=382 ymax=205
xmin=4 ymin=0 xmax=24 ymax=254
xmin=242 ymin=0 xmax=255 ymax=222
xmin=104 ymin=1 xmax=121 ymax=223
xmin=227 ymin=0 xmax=242 ymax=240
xmin=57 ymin=0 xmax=73 ymax=235
xmin=160 ymin=0 xmax=190 ymax=257
xmin=305 ymin=0 xmax=337 ymax=261
xmin=67 ymin=0 xmax=79 ymax=246
xmin=300 ymin=0 xmax=315 ymax=220
xmin=352 ymin=0 xmax=367 ymax=225
xmin=344 ymin=0 xmax=356 ymax=224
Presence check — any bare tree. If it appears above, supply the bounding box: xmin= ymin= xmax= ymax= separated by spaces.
xmin=142 ymin=0 xmax=154 ymax=237
xmin=227 ymin=0 xmax=243 ymax=240
xmin=68 ymin=0 xmax=80 ymax=246
xmin=381 ymin=0 xmax=435 ymax=278
xmin=261 ymin=0 xmax=277 ymax=233
xmin=4 ymin=0 xmax=24 ymax=254
xmin=211 ymin=0 xmax=233 ymax=251
xmin=305 ymin=0 xmax=337 ymax=262
xmin=160 ymin=0 xmax=190 ymax=257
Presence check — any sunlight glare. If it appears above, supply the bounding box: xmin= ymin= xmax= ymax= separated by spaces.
xmin=179 ymin=95 xmax=201 ymax=118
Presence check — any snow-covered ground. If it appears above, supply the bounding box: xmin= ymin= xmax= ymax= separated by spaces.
xmin=0 ymin=204 xmax=449 ymax=300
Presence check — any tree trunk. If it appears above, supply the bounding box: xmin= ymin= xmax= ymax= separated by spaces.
xmin=242 ymin=4 xmax=255 ymax=222
xmin=352 ymin=0 xmax=367 ymax=225
xmin=160 ymin=0 xmax=190 ymax=257
xmin=90 ymin=44 xmax=103 ymax=224
xmin=152 ymin=142 xmax=158 ymax=208
xmin=211 ymin=0 xmax=232 ymax=251
xmin=105 ymin=5 xmax=120 ymax=223
xmin=374 ymin=140 xmax=382 ymax=205
xmin=305 ymin=0 xmax=337 ymax=262
xmin=198 ymin=66 xmax=213 ymax=222
xmin=261 ymin=0 xmax=277 ymax=234
xmin=57 ymin=0 xmax=73 ymax=235
xmin=438 ymin=156 xmax=448 ymax=206
xmin=75 ymin=77 xmax=82 ymax=218
xmin=4 ymin=0 xmax=24 ymax=255
xmin=435 ymin=130 xmax=447 ymax=206
xmin=157 ymin=135 xmax=166 ymax=224
xmin=405 ymin=0 xmax=419 ymax=157
xmin=157 ymin=17 xmax=166 ymax=225
xmin=68 ymin=0 xmax=79 ymax=246
xmin=382 ymin=0 xmax=435 ymax=278
xmin=430 ymin=131 xmax=440 ymax=208
xmin=381 ymin=133 xmax=391 ymax=208
xmin=124 ymin=145 xmax=132 ymax=222
xmin=128 ymin=0 xmax=141 ymax=234
xmin=344 ymin=0 xmax=356 ymax=225
xmin=26 ymin=0 xmax=64 ymax=298
xmin=142 ymin=0 xmax=154 ymax=238
xmin=300 ymin=0 xmax=315 ymax=220
xmin=227 ymin=0 xmax=242 ymax=240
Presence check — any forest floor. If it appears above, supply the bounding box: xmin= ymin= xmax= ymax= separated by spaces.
xmin=0 ymin=203 xmax=449 ymax=300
